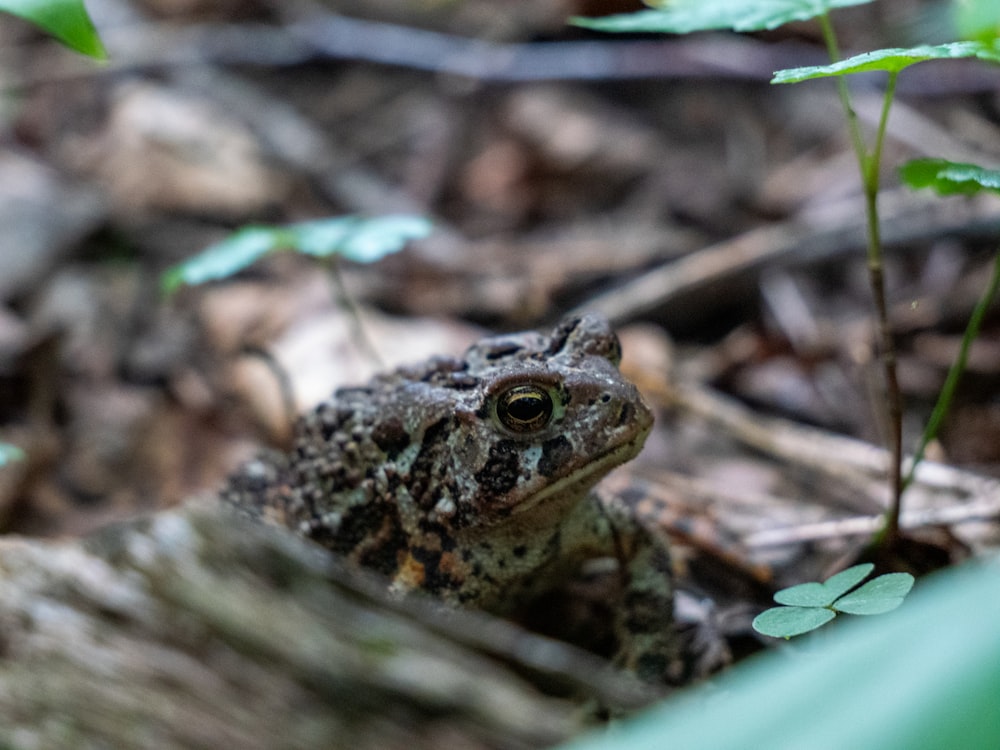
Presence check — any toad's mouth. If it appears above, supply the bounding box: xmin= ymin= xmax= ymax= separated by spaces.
xmin=512 ymin=431 xmax=650 ymax=516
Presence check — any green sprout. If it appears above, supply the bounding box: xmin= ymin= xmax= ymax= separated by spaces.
xmin=163 ymin=214 xmax=433 ymax=292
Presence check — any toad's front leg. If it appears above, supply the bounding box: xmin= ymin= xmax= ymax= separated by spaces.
xmin=611 ymin=519 xmax=680 ymax=684
xmin=569 ymin=493 xmax=680 ymax=685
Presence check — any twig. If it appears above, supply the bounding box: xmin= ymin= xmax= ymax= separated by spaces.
xmin=661 ymin=379 xmax=1000 ymax=509
xmin=745 ymin=495 xmax=1000 ymax=548
xmin=572 ymin=190 xmax=1000 ymax=326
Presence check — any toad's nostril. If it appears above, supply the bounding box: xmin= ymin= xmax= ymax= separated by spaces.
xmin=617 ymin=403 xmax=633 ymax=426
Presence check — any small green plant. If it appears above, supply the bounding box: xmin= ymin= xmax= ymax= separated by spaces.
xmin=0 ymin=0 xmax=106 ymax=59
xmin=573 ymin=0 xmax=1000 ymax=549
xmin=165 ymin=213 xmax=433 ymax=367
xmin=752 ymin=563 xmax=914 ymax=638
xmin=163 ymin=214 xmax=433 ymax=292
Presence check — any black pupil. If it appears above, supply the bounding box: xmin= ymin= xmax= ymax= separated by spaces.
xmin=500 ymin=386 xmax=552 ymax=431
xmin=508 ymin=392 xmax=545 ymax=421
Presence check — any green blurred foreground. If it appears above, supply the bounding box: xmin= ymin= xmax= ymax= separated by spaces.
xmin=563 ymin=557 xmax=1000 ymax=750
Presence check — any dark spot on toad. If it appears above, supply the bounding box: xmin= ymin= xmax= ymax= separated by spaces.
xmin=356 ymin=516 xmax=408 ymax=575
xmin=473 ymin=439 xmax=521 ymax=496
xmin=409 ymin=417 xmax=453 ymax=508
xmin=483 ymin=342 xmax=524 ymax=360
xmin=419 ymin=519 xmax=456 ymax=551
xmin=445 ymin=373 xmax=480 ymax=389
xmin=307 ymin=501 xmax=403 ymax=577
xmin=371 ymin=417 xmax=410 ymax=458
xmin=538 ymin=435 xmax=573 ymax=477
xmin=410 ymin=545 xmax=460 ymax=594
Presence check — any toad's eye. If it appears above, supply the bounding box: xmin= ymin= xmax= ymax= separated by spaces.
xmin=495 ymin=385 xmax=553 ymax=433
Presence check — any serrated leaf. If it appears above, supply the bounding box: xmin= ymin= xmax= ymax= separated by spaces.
xmin=0 ymin=443 xmax=25 ymax=467
xmin=0 ymin=0 xmax=106 ymax=58
xmin=834 ymin=573 xmax=915 ymax=615
xmin=774 ymin=563 xmax=873 ymax=607
xmin=773 ymin=41 xmax=1000 ymax=83
xmin=752 ymin=605 xmax=836 ymax=637
xmin=900 ymin=159 xmax=1000 ymax=196
xmin=571 ymin=0 xmax=873 ymax=34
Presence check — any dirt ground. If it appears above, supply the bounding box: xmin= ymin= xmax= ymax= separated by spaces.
xmin=1 ymin=0 xmax=999 ymax=683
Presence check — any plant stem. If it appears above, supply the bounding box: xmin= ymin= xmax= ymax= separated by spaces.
xmin=326 ymin=256 xmax=385 ymax=368
xmin=817 ymin=14 xmax=866 ymax=169
xmin=904 ymin=250 xmax=1000 ymax=489
xmin=865 ymin=72 xmax=904 ymax=546
xmin=869 ymin=72 xmax=897 ymax=191
xmin=819 ymin=13 xmax=905 ymax=546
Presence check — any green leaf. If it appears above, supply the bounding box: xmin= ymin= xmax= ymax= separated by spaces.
xmin=163 ymin=215 xmax=432 ymax=292
xmin=773 ymin=563 xmax=873 ymax=607
xmin=293 ymin=215 xmax=433 ymax=263
xmin=163 ymin=226 xmax=282 ymax=292
xmin=0 ymin=443 xmax=25 ymax=467
xmin=560 ymin=559 xmax=1000 ymax=750
xmin=570 ymin=0 xmax=873 ymax=34
xmin=752 ymin=605 xmax=837 ymax=637
xmin=289 ymin=217 xmax=359 ymax=258
xmin=954 ymin=0 xmax=1000 ymax=44
xmin=773 ymin=41 xmax=1000 ymax=83
xmin=0 ymin=0 xmax=106 ymax=58
xmin=900 ymin=159 xmax=1000 ymax=196
xmin=772 ymin=583 xmax=835 ymax=607
xmin=834 ymin=572 xmax=915 ymax=615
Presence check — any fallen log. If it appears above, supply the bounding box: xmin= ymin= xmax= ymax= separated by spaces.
xmin=0 ymin=502 xmax=650 ymax=749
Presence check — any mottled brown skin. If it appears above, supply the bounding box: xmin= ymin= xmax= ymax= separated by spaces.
xmin=222 ymin=314 xmax=678 ymax=682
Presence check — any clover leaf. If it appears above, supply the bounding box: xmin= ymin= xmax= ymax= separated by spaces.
xmin=753 ymin=564 xmax=915 ymax=638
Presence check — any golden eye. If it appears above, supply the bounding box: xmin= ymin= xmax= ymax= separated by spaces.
xmin=495 ymin=385 xmax=553 ymax=433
